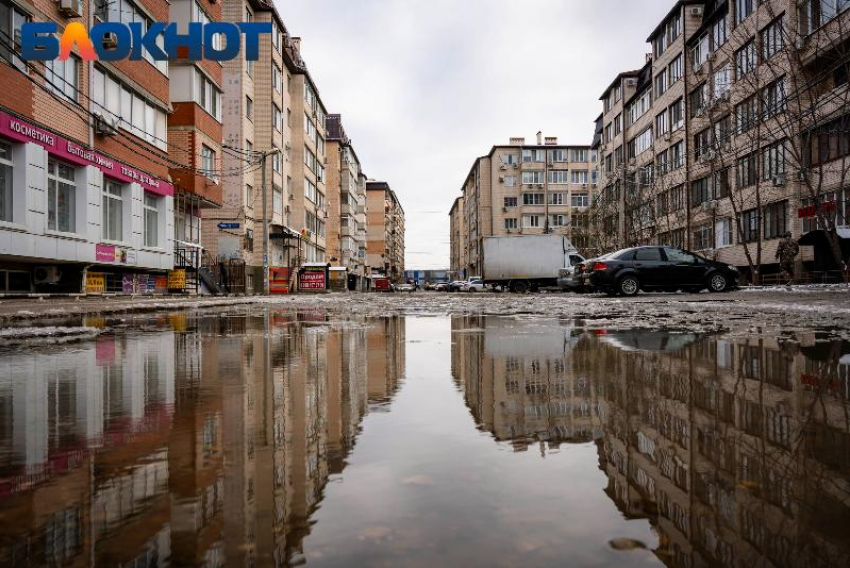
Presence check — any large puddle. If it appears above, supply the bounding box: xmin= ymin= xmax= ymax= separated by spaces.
xmin=0 ymin=310 xmax=848 ymax=567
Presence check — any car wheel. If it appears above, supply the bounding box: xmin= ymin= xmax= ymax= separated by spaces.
xmin=618 ymin=276 xmax=640 ymax=297
xmin=511 ymin=280 xmax=529 ymax=294
xmin=708 ymin=273 xmax=728 ymax=293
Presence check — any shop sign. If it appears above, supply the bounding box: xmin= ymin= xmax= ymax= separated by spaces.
xmin=0 ymin=110 xmax=173 ymax=196
xmin=168 ymin=269 xmax=187 ymax=290
xmin=96 ymin=243 xmax=136 ymax=265
xmin=85 ymin=272 xmax=106 ymax=294
xmin=299 ymin=270 xmax=326 ymax=290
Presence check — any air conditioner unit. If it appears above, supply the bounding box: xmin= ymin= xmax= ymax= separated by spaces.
xmin=34 ymin=266 xmax=61 ymax=285
xmin=663 ymin=132 xmax=671 ymax=141
xmin=548 ymin=162 xmax=554 ymax=167
xmin=689 ymin=6 xmax=703 ymax=17
xmin=94 ymin=113 xmax=118 ymax=136
xmin=512 ymin=163 xmax=519 ymax=169
xmin=626 ymin=78 xmax=637 ymax=87
xmin=500 ymin=165 xmax=507 ymax=171
xmin=797 ymin=169 xmax=809 ymax=182
xmin=502 ymin=207 xmax=508 ymax=212
xmin=701 ymin=200 xmax=718 ymax=213
xmin=592 ymin=182 xmax=598 ymax=188
xmin=59 ymin=0 xmax=83 ymax=18
xmin=795 ymin=37 xmax=806 ymax=50
xmin=773 ymin=173 xmax=786 ymax=186
xmin=506 ymin=229 xmax=512 ymax=234
xmin=582 ymin=183 xmax=588 ymax=188
xmin=284 ymin=205 xmax=290 ymax=213
xmin=537 ymin=184 xmax=544 ymax=189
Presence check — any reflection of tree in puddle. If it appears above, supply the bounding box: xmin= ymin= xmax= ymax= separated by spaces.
xmin=453 ymin=316 xmax=850 ymax=567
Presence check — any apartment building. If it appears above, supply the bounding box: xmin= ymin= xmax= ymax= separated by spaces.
xmin=0 ymin=0 xmax=175 ymax=293
xmin=451 ymin=134 xmax=596 ymax=278
xmin=366 ymin=180 xmax=405 ymax=282
xmin=592 ymin=0 xmax=850 ymax=282
xmin=449 ymin=196 xmax=466 ymax=279
xmin=326 ymin=114 xmax=368 ymax=289
xmin=167 ymin=0 xmax=225 ymax=280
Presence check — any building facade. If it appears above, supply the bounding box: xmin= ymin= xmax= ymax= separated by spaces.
xmin=449 ymin=196 xmax=466 ymax=279
xmin=591 ymin=0 xmax=850 ymax=282
xmin=326 ymin=114 xmax=368 ymax=289
xmin=0 ymin=0 xmax=175 ymax=294
xmin=450 ymin=134 xmax=596 ymax=278
xmin=366 ymin=181 xmax=405 ymax=282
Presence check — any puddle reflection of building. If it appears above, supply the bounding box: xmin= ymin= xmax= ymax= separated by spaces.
xmin=0 ymin=311 xmax=405 ymax=567
xmin=451 ymin=316 xmax=604 ymax=452
xmin=582 ymin=331 xmax=850 ymax=568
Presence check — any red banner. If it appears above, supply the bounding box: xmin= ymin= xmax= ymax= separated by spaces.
xmin=300 ymin=270 xmax=326 ymax=290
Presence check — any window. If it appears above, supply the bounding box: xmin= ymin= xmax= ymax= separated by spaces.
xmin=503 ymin=175 xmax=516 ymax=187
xmin=764 ymin=200 xmax=788 ymax=239
xmin=736 ymin=40 xmax=757 ymax=77
xmin=571 ymin=193 xmax=589 ymax=208
xmin=693 ymin=224 xmax=714 ymax=250
xmin=0 ymin=3 xmax=29 ymax=70
xmin=246 ymin=96 xmax=253 ymax=121
xmin=523 ymin=193 xmax=544 ymax=205
xmin=273 ymin=65 xmax=282 ymax=93
xmin=739 ymin=208 xmax=760 ymax=242
xmin=713 ymin=64 xmax=731 ymax=98
xmin=656 ymin=111 xmax=668 ymax=136
xmin=102 ymin=180 xmax=123 ymax=241
xmin=549 ymin=214 xmax=566 ymax=227
xmin=671 ymin=185 xmax=685 ymax=211
xmin=504 ymin=197 xmax=517 ymax=208
xmin=47 ymin=158 xmax=75 ymax=233
xmin=504 ymin=218 xmax=518 ymax=230
xmin=548 ymin=170 xmax=569 ymax=184
xmin=716 ymin=218 xmax=733 ymax=247
xmin=635 ymin=247 xmax=662 ymax=261
xmin=548 ymin=192 xmax=565 ymax=205
xmin=799 ymin=0 xmax=850 ymax=35
xmin=522 ymin=171 xmax=544 ymax=185
xmin=273 ymin=149 xmax=281 ymax=173
xmin=807 ymin=114 xmax=850 ymax=167
xmin=246 ymin=184 xmax=253 ymax=208
xmin=99 ymin=0 xmax=168 ymax=75
xmin=522 ymin=214 xmax=541 ymax=228
xmin=522 ymin=149 xmax=546 ymax=163
xmin=92 ymin=67 xmax=169 ymax=149
xmin=691 ymin=177 xmax=711 ymax=207
xmin=761 ymin=17 xmax=785 ymax=61
xmin=143 ymin=195 xmax=158 ymax=247
xmin=45 ymin=56 xmax=78 ymax=101
xmin=572 ymin=149 xmax=589 ymax=162
xmin=614 ymin=114 xmax=623 ymax=135
xmin=571 ymin=170 xmax=589 ymax=184
xmin=632 ymin=128 xmax=653 ymax=157
xmin=763 ymin=140 xmax=786 ymax=180
xmin=692 ymin=34 xmax=709 ymax=70
xmin=670 ymin=141 xmax=684 ymax=169
xmin=0 ymin=141 xmax=12 ymax=223
xmin=201 ymin=145 xmax=216 ymax=181
xmin=689 ymin=83 xmax=708 ymax=117
xmin=665 ymin=248 xmax=698 ymax=263
xmin=668 ymin=53 xmax=683 ymax=84
xmin=712 ymin=16 xmax=728 ymax=50
xmin=503 ymin=153 xmax=520 ymax=165
xmin=763 ymin=79 xmax=786 ymax=118
xmin=714 ymin=115 xmax=733 ymax=148
xmin=273 ymin=185 xmax=282 ymax=216
xmin=714 ymin=168 xmax=731 ymax=199
xmin=669 ymin=98 xmax=684 ymax=130
xmin=655 ymin=72 xmax=668 ymax=97
xmin=191 ymin=69 xmax=222 ymax=121
xmin=737 ymin=152 xmax=758 ymax=188
xmin=656 ymin=150 xmax=669 ymax=174
xmin=273 ymin=105 xmax=283 ymax=132
xmin=736 ymin=95 xmax=757 ymax=133
xmin=695 ymin=128 xmax=713 ymax=161
xmin=305 ymin=177 xmax=319 ymax=203
xmin=628 ymin=90 xmax=652 ymax=125
xmin=736 ymin=0 xmax=754 ymax=24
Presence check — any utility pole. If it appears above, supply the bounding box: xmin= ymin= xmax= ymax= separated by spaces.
xmin=259 ymin=148 xmax=281 ymax=296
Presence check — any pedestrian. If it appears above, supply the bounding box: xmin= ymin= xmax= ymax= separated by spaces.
xmin=775 ymin=231 xmax=799 ymax=285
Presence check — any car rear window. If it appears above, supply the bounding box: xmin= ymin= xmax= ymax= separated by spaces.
xmin=635 ymin=248 xmax=662 ymax=261
xmin=614 ymin=249 xmax=636 ymax=261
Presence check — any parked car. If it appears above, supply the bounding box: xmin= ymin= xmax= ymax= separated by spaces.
xmin=434 ymin=282 xmax=449 ymax=292
xmin=585 ymin=246 xmax=739 ymax=296
xmin=462 ymin=279 xmax=486 ymax=292
xmin=396 ymin=282 xmax=416 ymax=293
xmin=557 ymin=253 xmax=588 ymax=292
xmin=448 ymin=281 xmax=467 ymax=292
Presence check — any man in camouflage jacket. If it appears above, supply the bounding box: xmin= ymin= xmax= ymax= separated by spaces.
xmin=776 ymin=232 xmax=799 ymax=284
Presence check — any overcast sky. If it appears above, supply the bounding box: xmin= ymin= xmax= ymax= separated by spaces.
xmin=278 ymin=0 xmax=674 ymax=270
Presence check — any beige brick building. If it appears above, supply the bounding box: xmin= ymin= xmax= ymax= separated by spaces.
xmin=449 ymin=196 xmax=466 ymax=279
xmin=592 ymin=0 xmax=850 ymax=283
xmin=326 ymin=115 xmax=369 ymax=289
xmin=366 ymin=181 xmax=405 ymax=283
xmin=450 ymin=134 xmax=596 ymax=278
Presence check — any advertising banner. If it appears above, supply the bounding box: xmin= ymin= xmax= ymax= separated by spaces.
xmin=299 ymin=270 xmax=326 ymax=290
xmin=168 ymin=269 xmax=187 ymax=290
xmin=85 ymin=272 xmax=106 ymax=294
xmin=270 ymin=268 xmax=291 ymax=294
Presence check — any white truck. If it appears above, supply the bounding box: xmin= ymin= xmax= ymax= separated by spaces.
xmin=482 ymin=235 xmax=585 ymax=293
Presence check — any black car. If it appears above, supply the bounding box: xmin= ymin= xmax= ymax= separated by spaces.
xmin=585 ymin=246 xmax=738 ymax=296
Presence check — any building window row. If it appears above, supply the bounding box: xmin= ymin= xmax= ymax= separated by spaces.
xmin=92 ymin=67 xmax=168 ymax=150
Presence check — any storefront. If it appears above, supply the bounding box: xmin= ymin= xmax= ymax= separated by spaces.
xmin=0 ymin=110 xmax=174 ymax=294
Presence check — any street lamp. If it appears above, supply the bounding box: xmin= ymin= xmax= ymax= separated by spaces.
xmin=257 ymin=147 xmax=281 ymax=296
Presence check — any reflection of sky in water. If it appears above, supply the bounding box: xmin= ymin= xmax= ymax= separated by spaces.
xmin=0 ymin=311 xmax=847 ymax=567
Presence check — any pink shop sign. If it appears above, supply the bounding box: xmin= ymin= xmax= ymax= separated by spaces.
xmin=0 ymin=110 xmax=173 ymax=197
